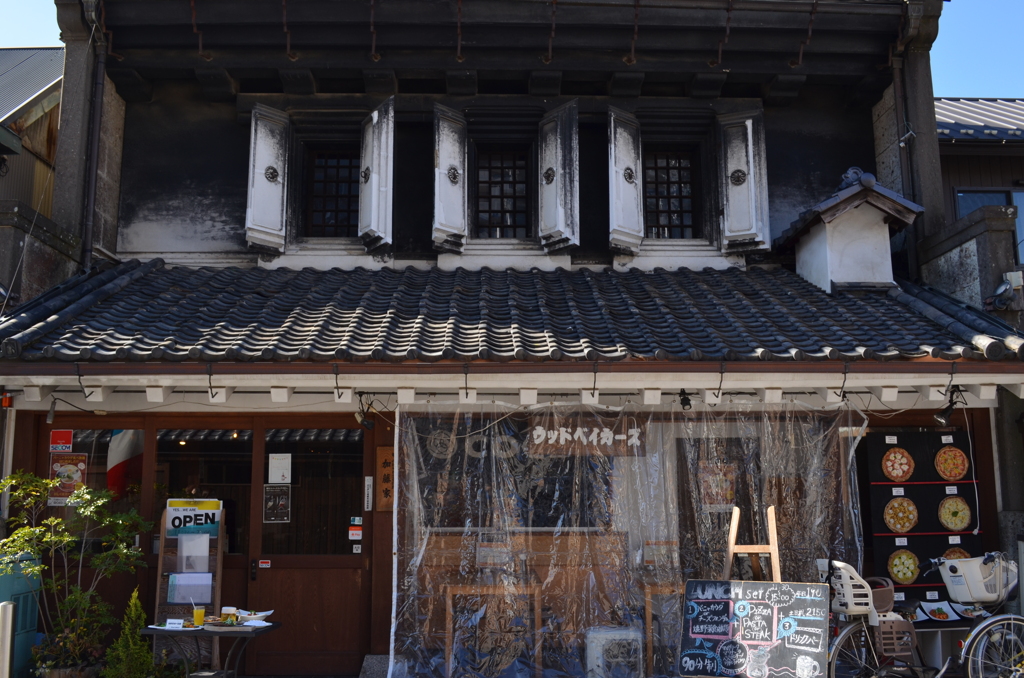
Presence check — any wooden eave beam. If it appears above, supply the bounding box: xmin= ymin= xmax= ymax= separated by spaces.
xmin=1 ymin=360 xmax=1023 ymax=379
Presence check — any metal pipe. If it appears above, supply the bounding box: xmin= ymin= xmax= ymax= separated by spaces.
xmin=80 ymin=46 xmax=106 ymax=271
xmin=0 ymin=601 xmax=15 ymax=678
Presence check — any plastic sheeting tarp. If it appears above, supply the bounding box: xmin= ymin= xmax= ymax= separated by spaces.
xmin=391 ymin=402 xmax=864 ymax=678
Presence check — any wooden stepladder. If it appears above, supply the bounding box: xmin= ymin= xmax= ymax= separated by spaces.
xmin=721 ymin=505 xmax=782 ymax=582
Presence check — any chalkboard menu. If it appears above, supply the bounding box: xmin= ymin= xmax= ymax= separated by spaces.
xmin=680 ymin=580 xmax=829 ymax=678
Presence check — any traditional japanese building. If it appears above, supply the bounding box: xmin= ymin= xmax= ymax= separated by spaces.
xmin=4 ymin=1 xmax=1024 ymax=676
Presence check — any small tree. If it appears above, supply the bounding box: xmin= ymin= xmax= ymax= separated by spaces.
xmin=103 ymin=589 xmax=151 ymax=678
xmin=0 ymin=471 xmax=153 ymax=670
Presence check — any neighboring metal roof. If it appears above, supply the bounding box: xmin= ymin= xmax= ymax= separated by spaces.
xmin=0 ymin=48 xmax=63 ymax=125
xmin=0 ymin=259 xmax=1020 ymax=364
xmin=935 ymin=98 xmax=1024 ymax=142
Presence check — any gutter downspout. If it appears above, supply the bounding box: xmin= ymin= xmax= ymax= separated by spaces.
xmin=890 ymin=56 xmax=917 ymax=275
xmin=80 ymin=45 xmax=105 ymax=271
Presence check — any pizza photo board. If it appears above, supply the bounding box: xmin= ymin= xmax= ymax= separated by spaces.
xmin=863 ymin=431 xmax=983 ymax=607
xmin=679 ymin=580 xmax=829 ymax=678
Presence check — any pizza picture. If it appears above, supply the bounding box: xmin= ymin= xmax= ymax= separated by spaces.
xmin=934 ymin=446 xmax=969 ymax=481
xmin=943 ymin=547 xmax=971 ymax=560
xmin=888 ymin=549 xmax=920 ymax=584
xmin=884 ymin=497 xmax=919 ymax=533
xmin=939 ymin=497 xmax=971 ymax=532
xmin=882 ymin=447 xmax=915 ymax=482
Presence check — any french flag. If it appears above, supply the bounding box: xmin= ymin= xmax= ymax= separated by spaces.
xmin=107 ymin=430 xmax=143 ymax=499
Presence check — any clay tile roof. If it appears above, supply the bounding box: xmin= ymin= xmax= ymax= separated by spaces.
xmin=0 ymin=260 xmax=1020 ymax=364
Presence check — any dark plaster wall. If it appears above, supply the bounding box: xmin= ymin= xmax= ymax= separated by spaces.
xmin=763 ymin=86 xmax=879 ymax=242
xmin=118 ymin=81 xmax=250 ymax=253
xmin=113 ymin=82 xmax=879 ymax=257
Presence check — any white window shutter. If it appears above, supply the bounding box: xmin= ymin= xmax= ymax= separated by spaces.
xmin=608 ymin=106 xmax=644 ymax=256
xmin=717 ymin=111 xmax=769 ymax=249
xmin=245 ymin=104 xmax=290 ymax=251
xmin=358 ymin=97 xmax=395 ymax=255
xmin=432 ymin=103 xmax=468 ymax=254
xmin=537 ymin=99 xmax=579 ymax=253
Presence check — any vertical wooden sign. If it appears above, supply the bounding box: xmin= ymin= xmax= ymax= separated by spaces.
xmin=376 ymin=447 xmax=395 ymax=511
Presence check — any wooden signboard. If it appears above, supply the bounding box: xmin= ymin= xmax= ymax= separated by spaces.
xmin=376 ymin=447 xmax=394 ymax=511
xmin=679 ymin=580 xmax=829 ymax=678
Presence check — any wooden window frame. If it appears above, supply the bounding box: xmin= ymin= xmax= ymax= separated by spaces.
xmin=303 ymin=145 xmax=363 ymax=239
xmin=469 ymin=140 xmax=538 ymax=241
xmin=641 ymin=144 xmax=702 ymax=240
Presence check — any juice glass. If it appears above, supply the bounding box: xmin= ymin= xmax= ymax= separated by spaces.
xmin=192 ymin=606 xmax=205 ymax=627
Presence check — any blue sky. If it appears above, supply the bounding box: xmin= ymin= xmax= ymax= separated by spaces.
xmin=5 ymin=0 xmax=1024 ymax=98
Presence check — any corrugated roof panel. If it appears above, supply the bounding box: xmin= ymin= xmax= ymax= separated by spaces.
xmin=0 ymin=48 xmax=64 ymax=125
xmin=935 ymin=98 xmax=1024 ymax=141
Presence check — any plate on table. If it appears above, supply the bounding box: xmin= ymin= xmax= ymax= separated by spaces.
xmin=148 ymin=625 xmax=202 ymax=631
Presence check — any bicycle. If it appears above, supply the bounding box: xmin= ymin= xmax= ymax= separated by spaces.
xmin=818 ymin=552 xmax=1020 ymax=678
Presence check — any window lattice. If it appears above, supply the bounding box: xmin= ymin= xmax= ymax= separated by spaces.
xmin=307 ymin=150 xmax=361 ymax=238
xmin=644 ymin=151 xmax=695 ymax=239
xmin=476 ymin=149 xmax=530 ymax=239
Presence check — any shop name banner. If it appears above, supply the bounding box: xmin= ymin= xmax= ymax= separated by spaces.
xmin=48 ymin=430 xmax=85 ymax=506
xmin=680 ymin=580 xmax=829 ymax=678
xmin=527 ymin=414 xmax=644 ymax=456
xmin=165 ymin=499 xmax=222 ymax=537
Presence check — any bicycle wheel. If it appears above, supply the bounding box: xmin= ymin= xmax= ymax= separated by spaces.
xmin=963 ymin=616 xmax=1024 ymax=678
xmin=830 ymin=620 xmax=897 ymax=678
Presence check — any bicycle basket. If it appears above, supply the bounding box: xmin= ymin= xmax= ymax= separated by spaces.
xmin=941 ymin=556 xmax=1018 ymax=604
xmin=829 ymin=561 xmax=874 ymax=616
xmin=872 ymin=618 xmax=917 ymax=660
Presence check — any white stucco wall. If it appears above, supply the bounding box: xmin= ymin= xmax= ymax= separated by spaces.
xmin=795 ymin=222 xmax=831 ymax=292
xmin=827 ymin=204 xmax=894 ymax=286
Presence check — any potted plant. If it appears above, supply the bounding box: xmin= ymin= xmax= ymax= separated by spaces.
xmin=0 ymin=471 xmax=152 ymax=678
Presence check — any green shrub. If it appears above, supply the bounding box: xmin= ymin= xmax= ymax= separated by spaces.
xmin=102 ymin=589 xmax=152 ymax=678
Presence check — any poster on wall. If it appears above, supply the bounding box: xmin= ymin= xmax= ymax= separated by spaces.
xmin=699 ymin=461 xmax=738 ymax=512
xmin=263 ymin=484 xmax=291 ymax=523
xmin=48 ymin=430 xmax=85 ymax=506
xmin=268 ymin=454 xmax=292 ymax=484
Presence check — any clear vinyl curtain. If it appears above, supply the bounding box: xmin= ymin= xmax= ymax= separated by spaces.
xmin=391 ymin=401 xmax=865 ymax=678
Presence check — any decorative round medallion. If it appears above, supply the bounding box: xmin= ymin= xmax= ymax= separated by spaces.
xmin=729 ymin=169 xmax=747 ymax=186
xmin=623 ymin=167 xmax=636 ymax=184
xmin=447 ymin=165 xmax=460 ymax=185
xmin=426 ymin=430 xmax=456 ymax=459
xmin=361 ymin=166 xmax=371 ymax=184
xmin=542 ymin=167 xmax=555 ymax=185
xmin=264 ymin=166 xmax=279 ymax=182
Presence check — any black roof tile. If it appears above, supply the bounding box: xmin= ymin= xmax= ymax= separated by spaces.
xmin=0 ymin=259 xmax=1020 ymax=364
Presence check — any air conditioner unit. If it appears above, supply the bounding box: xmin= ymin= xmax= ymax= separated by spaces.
xmin=585 ymin=627 xmax=644 ymax=678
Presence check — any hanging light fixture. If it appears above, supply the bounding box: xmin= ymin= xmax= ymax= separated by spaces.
xmin=934 ymin=386 xmax=961 ymax=426
xmin=678 ymin=389 xmax=692 ymax=411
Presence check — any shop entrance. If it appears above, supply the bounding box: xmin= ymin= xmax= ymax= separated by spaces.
xmin=244 ymin=422 xmax=372 ymax=675
xmin=23 ymin=412 xmax=376 ymax=678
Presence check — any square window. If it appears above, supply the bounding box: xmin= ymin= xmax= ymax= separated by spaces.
xmin=305 ymin=148 xmax=361 ymax=237
xmin=642 ymin=148 xmax=699 ymax=239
